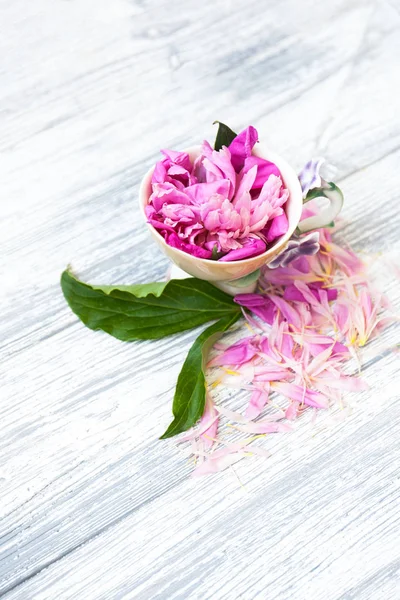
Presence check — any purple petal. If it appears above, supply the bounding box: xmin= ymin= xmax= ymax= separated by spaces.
xmin=228 ymin=126 xmax=259 ymax=172
xmin=268 ymin=247 xmax=298 ymax=269
xmin=298 ymin=158 xmax=324 ymax=197
xmin=299 ymin=232 xmax=320 ymax=246
xmin=298 ymin=243 xmax=320 ymax=256
xmin=290 ymin=256 xmax=311 ymax=273
xmin=268 ymin=233 xmax=320 ymax=268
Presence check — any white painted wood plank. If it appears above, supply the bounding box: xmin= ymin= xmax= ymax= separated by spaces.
xmin=1 ymin=0 xmax=399 ymax=598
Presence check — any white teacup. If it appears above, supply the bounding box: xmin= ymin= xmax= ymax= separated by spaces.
xmin=139 ymin=144 xmax=341 ymax=294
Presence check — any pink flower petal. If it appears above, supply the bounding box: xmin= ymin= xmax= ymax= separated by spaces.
xmin=314 ymin=376 xmax=369 ymax=392
xmin=234 ymin=420 xmax=292 ymax=434
xmin=283 ymin=282 xmax=337 ymax=303
xmin=150 ymin=182 xmax=193 ymax=211
xmin=234 ymin=293 xmax=276 ymax=324
xmin=233 ymin=164 xmax=258 ymax=203
xmin=185 ymin=180 xmax=231 ymax=205
xmin=219 ymin=237 xmax=266 ymax=261
xmin=263 ymin=212 xmax=289 ymax=244
xmin=253 ymin=365 xmax=292 ymax=382
xmin=208 ymin=337 xmax=258 ymax=367
xmin=243 ymin=155 xmax=281 ymax=190
xmin=192 ymin=452 xmax=246 ymax=477
xmin=285 ymin=401 xmax=300 ymax=420
xmin=308 ymin=340 xmax=349 ymax=358
xmin=228 ymin=126 xmax=259 ymax=171
xmin=215 ymin=405 xmax=254 ymax=423
xmin=245 ymin=386 xmax=270 ymax=419
xmin=199 ymin=394 xmax=219 ymax=448
xmin=161 ymin=149 xmax=192 ymax=170
xmin=271 ymin=381 xmax=329 ymax=409
xmin=269 ymin=295 xmax=303 ymax=330
xmin=166 ymin=232 xmax=212 ymax=258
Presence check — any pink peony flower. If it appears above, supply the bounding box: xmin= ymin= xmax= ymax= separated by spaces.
xmin=147 ymin=126 xmax=289 ymax=261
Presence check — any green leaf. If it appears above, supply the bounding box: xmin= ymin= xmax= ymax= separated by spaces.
xmin=91 ymin=281 xmax=169 ymax=298
xmin=303 ymin=186 xmax=327 ymax=203
xmin=213 ymin=121 xmax=237 ymax=151
xmin=211 ymin=245 xmax=225 ymax=261
xmin=160 ymin=312 xmax=241 ymax=438
xmin=304 ymin=181 xmax=344 ymax=204
xmin=60 ymin=269 xmax=241 ymax=341
xmin=225 ymin=269 xmax=261 ymax=289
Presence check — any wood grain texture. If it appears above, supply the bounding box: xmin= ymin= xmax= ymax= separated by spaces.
xmin=1 ymin=0 xmax=400 ymax=598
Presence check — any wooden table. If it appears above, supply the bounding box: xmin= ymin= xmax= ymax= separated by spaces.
xmin=2 ymin=1 xmax=400 ymax=598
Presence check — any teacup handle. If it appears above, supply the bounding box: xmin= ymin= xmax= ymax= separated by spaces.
xmin=297 ymin=182 xmax=344 ymax=234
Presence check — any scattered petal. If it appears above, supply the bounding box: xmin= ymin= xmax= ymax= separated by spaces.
xmin=246 ymin=386 xmax=270 ymax=419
